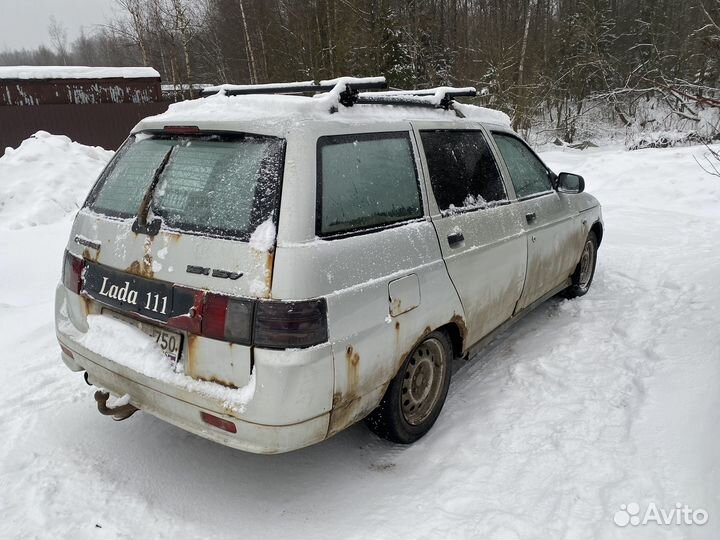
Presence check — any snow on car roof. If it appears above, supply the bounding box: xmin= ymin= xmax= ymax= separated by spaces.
xmin=0 ymin=66 xmax=161 ymax=80
xmin=136 ymin=77 xmax=511 ymax=132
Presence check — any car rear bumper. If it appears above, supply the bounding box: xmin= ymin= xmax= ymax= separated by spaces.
xmin=59 ymin=344 xmax=330 ymax=453
xmin=55 ymin=284 xmax=333 ymax=454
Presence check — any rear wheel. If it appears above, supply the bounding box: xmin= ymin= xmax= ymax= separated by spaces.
xmin=365 ymin=330 xmax=452 ymax=443
xmin=563 ymin=231 xmax=598 ymax=299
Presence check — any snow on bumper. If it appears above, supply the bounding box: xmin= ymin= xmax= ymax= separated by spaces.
xmin=55 ymin=284 xmax=334 ymax=454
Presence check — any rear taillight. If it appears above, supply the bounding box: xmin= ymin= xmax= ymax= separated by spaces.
xmin=62 ymin=250 xmax=85 ymax=294
xmin=201 ymin=293 xmax=254 ymax=345
xmin=254 ymin=299 xmax=328 ymax=349
xmin=198 ymin=294 xmax=327 ymax=349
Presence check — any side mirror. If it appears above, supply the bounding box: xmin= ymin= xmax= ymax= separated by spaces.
xmin=557 ymin=172 xmax=585 ymax=194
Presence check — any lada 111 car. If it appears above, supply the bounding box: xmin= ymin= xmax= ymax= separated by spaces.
xmin=55 ymin=76 xmax=603 ymax=453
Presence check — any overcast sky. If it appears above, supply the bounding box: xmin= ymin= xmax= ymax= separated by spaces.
xmin=0 ymin=0 xmax=117 ymax=51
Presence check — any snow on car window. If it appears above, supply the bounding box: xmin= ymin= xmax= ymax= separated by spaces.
xmin=86 ymin=134 xmax=284 ymax=239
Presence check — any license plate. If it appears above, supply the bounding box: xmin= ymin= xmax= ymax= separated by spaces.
xmin=83 ymin=262 xmax=173 ymax=322
xmin=104 ymin=309 xmax=183 ymax=365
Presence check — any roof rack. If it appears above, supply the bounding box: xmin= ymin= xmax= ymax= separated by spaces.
xmin=200 ymin=76 xmax=388 ymax=105
xmin=200 ymin=77 xmax=476 ymax=113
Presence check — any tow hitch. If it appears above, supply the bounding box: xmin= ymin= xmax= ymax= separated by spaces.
xmin=94 ymin=391 xmax=139 ymax=421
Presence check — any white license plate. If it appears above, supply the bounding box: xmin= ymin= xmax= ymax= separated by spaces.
xmin=103 ymin=310 xmax=182 ymax=364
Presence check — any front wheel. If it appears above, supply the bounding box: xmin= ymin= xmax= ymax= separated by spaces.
xmin=562 ymin=230 xmax=598 ymax=299
xmin=365 ymin=330 xmax=452 ymax=444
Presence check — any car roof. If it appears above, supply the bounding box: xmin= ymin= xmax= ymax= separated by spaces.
xmin=133 ymin=92 xmax=513 ymax=138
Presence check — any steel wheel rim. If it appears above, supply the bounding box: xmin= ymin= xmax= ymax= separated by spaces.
xmin=401 ymin=337 xmax=446 ymax=426
xmin=578 ymin=239 xmax=595 ymax=289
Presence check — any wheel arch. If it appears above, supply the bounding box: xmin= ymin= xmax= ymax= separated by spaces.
xmin=591 ymin=220 xmax=603 ymax=246
xmin=436 ymin=320 xmax=465 ymax=359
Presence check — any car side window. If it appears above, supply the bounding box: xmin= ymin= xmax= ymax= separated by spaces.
xmin=420 ymin=129 xmax=507 ymax=212
xmin=492 ymin=133 xmax=553 ymax=199
xmin=317 ymin=132 xmax=422 ymax=236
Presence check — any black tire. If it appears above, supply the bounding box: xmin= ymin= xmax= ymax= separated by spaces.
xmin=365 ymin=330 xmax=452 ymax=444
xmin=562 ymin=230 xmax=598 ymax=299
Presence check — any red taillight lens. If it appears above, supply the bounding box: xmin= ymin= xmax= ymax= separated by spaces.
xmin=254 ymin=299 xmax=328 ymax=349
xmin=62 ymin=250 xmax=85 ymax=294
xmin=200 ymin=411 xmax=237 ymax=433
xmin=199 ymin=294 xmax=327 ymax=349
xmin=201 ymin=293 xmax=254 ymax=345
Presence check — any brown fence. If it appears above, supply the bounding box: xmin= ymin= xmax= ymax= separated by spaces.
xmin=0 ymin=102 xmax=169 ymax=155
xmin=0 ymin=78 xmax=161 ymax=106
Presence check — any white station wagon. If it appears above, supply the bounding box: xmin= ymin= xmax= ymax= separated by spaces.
xmin=55 ymin=76 xmax=603 ymax=453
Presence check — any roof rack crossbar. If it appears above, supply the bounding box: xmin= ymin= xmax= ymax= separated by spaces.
xmin=352 ymin=96 xmax=442 ymax=109
xmin=354 ymin=86 xmax=477 ymax=110
xmin=201 ymin=77 xmax=387 ymax=97
xmin=372 ymin=87 xmax=477 ymax=98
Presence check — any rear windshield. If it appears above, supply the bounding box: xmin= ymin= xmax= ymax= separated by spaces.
xmin=85 ymin=133 xmax=285 ymax=239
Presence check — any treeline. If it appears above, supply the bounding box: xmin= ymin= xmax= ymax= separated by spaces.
xmin=2 ymin=0 xmax=720 ymax=140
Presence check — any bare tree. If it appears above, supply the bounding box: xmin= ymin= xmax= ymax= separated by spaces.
xmin=48 ymin=16 xmax=68 ymax=65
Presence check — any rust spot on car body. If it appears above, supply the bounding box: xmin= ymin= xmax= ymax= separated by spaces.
xmin=186 ymin=334 xmax=199 ymax=376
xmin=82 ymin=247 xmax=99 ymax=263
xmin=346 ymin=345 xmax=360 ymax=393
xmin=164 ymin=230 xmax=182 ymax=243
xmin=250 ymin=246 xmax=275 ymax=299
xmin=125 ymin=237 xmax=155 ymax=278
xmin=327 ymin=397 xmax=362 ymax=437
xmin=126 ymin=260 xmax=154 ymax=278
xmin=79 ymin=294 xmax=93 ymax=316
xmin=450 ymin=314 xmax=467 ymax=340
xmin=185 ymin=336 xmax=244 ymax=389
xmin=327 ymin=345 xmax=369 ymax=436
xmin=197 ymin=376 xmax=238 ymax=389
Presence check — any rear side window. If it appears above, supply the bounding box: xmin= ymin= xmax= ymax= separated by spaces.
xmin=420 ymin=130 xmax=507 ymax=213
xmin=317 ymin=132 xmax=422 ymax=236
xmin=492 ymin=133 xmax=553 ymax=198
xmin=86 ymin=133 xmax=284 ymax=239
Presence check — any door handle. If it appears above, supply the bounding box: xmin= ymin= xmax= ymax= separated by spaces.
xmin=447 ymin=231 xmax=465 ymax=247
xmin=525 ymin=212 xmax=537 ymax=224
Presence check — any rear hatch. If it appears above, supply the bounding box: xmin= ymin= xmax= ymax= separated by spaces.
xmin=79 ymin=129 xmax=283 ymax=298
xmin=67 ymin=129 xmax=285 ymax=387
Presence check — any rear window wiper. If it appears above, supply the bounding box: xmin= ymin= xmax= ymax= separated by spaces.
xmin=132 ymin=146 xmax=175 ymax=236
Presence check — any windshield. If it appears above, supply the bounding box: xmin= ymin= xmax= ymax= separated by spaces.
xmin=86 ymin=133 xmax=285 ymax=239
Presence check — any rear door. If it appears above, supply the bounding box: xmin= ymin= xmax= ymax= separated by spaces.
xmin=490 ymin=132 xmax=583 ymax=311
xmin=414 ymin=123 xmax=527 ymax=346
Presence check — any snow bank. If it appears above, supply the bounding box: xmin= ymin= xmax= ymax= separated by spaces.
xmin=72 ymin=314 xmax=255 ymax=413
xmin=0 ymin=131 xmax=113 ymax=230
xmin=540 ymin=143 xmax=720 ymax=219
xmin=0 ymin=66 xmax=160 ymax=80
xmin=1 ymin=143 xmax=719 ymax=538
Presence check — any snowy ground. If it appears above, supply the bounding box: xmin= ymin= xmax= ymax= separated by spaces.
xmin=0 ymin=135 xmax=718 ymax=539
